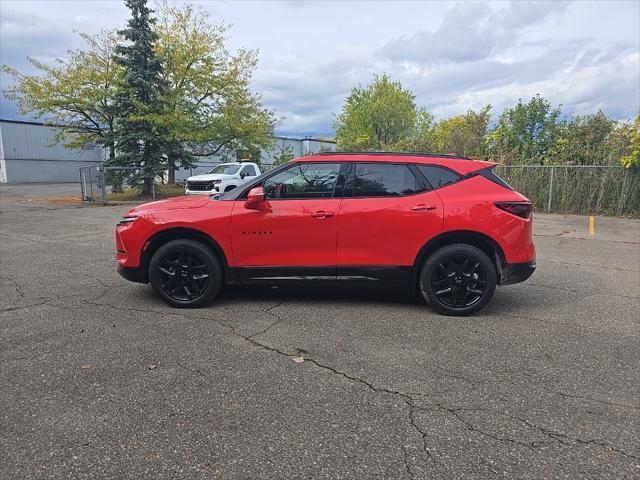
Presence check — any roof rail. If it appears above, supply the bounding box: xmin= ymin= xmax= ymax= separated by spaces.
xmin=312 ymin=151 xmax=469 ymax=160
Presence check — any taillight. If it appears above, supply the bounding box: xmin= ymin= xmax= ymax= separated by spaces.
xmin=495 ymin=202 xmax=532 ymax=219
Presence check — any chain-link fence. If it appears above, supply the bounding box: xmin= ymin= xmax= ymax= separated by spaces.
xmin=79 ymin=165 xmax=161 ymax=205
xmin=82 ymin=162 xmax=639 ymax=216
xmin=494 ymin=165 xmax=640 ymax=217
xmin=79 ymin=165 xmax=101 ymax=202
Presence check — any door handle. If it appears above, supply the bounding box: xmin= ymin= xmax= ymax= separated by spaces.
xmin=311 ymin=210 xmax=334 ymax=219
xmin=411 ymin=204 xmax=437 ymax=211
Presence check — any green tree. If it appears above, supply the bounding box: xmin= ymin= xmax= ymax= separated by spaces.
xmin=112 ymin=0 xmax=168 ymax=195
xmin=272 ymin=143 xmax=295 ymax=165
xmin=393 ymin=108 xmax=434 ymax=152
xmin=620 ymin=115 xmax=640 ymax=168
xmin=334 ymin=75 xmax=420 ymax=150
xmin=546 ymin=111 xmax=622 ymax=165
xmin=2 ymin=30 xmax=122 ymax=159
xmin=154 ymin=2 xmax=275 ymax=183
xmin=428 ymin=106 xmax=491 ymax=159
xmin=3 ymin=2 xmax=275 ymax=191
xmin=486 ymin=95 xmax=561 ymax=164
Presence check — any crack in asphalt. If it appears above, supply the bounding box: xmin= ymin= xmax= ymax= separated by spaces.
xmin=4 ymin=270 xmax=638 ymax=473
xmin=574 ymin=439 xmax=640 ymax=461
xmin=247 ymin=300 xmax=288 ymax=339
xmin=437 ymin=406 xmax=640 ymax=461
xmin=539 ymin=386 xmax=639 ymax=411
xmin=0 ymin=298 xmax=59 ymax=313
xmin=15 ymin=280 xmax=635 ymax=475
xmin=495 ymin=310 xmax=615 ymax=335
xmin=1 ymin=283 xmax=128 ymax=362
xmin=79 ymin=295 xmax=640 ymax=471
xmin=440 ymin=406 xmax=546 ymax=450
xmin=80 ymin=296 xmax=435 ymax=477
xmin=9 ymin=340 xmax=73 ymax=361
xmin=0 ymin=282 xmax=127 ymax=315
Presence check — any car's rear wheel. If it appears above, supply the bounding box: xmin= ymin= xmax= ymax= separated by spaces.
xmin=419 ymin=244 xmax=496 ymax=316
xmin=149 ymin=239 xmax=222 ymax=308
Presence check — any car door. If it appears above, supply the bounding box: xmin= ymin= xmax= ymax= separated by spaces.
xmin=336 ymin=162 xmax=444 ymax=269
xmin=231 ymin=162 xmax=344 ymax=276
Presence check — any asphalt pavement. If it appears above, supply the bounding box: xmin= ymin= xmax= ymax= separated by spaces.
xmin=1 ymin=184 xmax=639 ymax=479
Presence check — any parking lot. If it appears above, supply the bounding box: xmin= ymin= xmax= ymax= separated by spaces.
xmin=1 ymin=184 xmax=638 ymax=479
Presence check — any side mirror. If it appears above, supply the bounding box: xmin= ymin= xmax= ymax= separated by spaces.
xmin=244 ymin=186 xmax=265 ymax=209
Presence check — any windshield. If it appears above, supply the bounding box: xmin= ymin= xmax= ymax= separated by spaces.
xmin=208 ymin=164 xmax=241 ymax=175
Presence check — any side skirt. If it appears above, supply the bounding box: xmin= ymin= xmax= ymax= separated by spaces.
xmin=232 ymin=266 xmax=412 ymax=289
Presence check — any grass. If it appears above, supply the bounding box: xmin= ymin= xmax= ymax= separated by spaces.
xmin=107 ymin=183 xmax=186 ymax=202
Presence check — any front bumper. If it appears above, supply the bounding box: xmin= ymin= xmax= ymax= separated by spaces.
xmin=117 ymin=264 xmax=148 ymax=284
xmin=186 ymin=190 xmax=217 ymax=195
xmin=185 ymin=185 xmax=219 ymax=195
xmin=499 ymin=261 xmax=536 ymax=285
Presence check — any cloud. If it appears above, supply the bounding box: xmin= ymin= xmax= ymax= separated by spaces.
xmin=369 ymin=0 xmax=637 ymax=123
xmin=0 ymin=0 xmax=638 ymax=135
xmin=0 ymin=7 xmax=85 ymax=67
xmin=253 ymin=47 xmax=380 ymax=136
xmin=259 ymin=0 xmax=638 ymax=134
xmin=379 ymin=1 xmax=570 ymax=64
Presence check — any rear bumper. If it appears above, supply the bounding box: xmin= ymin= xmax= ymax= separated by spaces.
xmin=499 ymin=261 xmax=535 ymax=286
xmin=117 ymin=264 xmax=148 ymax=284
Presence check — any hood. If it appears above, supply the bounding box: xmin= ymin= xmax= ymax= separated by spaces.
xmin=187 ymin=173 xmax=234 ymax=182
xmin=127 ymin=195 xmax=210 ymax=215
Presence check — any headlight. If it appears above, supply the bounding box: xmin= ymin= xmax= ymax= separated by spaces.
xmin=118 ymin=216 xmax=138 ymax=225
xmin=213 ymin=180 xmax=222 ymax=184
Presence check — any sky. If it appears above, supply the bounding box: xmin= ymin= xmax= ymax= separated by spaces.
xmin=1 ymin=0 xmax=639 ymax=138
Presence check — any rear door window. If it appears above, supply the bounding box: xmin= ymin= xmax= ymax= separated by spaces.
xmin=352 ymin=163 xmax=420 ymax=197
xmin=416 ymin=165 xmax=461 ymax=189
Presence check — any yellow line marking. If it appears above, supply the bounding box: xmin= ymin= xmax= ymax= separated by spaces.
xmin=589 ymin=216 xmax=595 ymax=236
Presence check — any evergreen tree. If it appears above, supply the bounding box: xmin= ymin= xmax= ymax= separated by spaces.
xmin=112 ymin=0 xmax=167 ymax=195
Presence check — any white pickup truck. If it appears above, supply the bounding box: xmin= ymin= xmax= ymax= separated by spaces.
xmin=185 ymin=162 xmax=261 ymax=195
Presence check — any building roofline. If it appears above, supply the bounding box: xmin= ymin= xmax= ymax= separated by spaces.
xmin=272 ymin=135 xmax=336 ymax=143
xmin=0 ymin=119 xmax=337 ymax=143
xmin=0 ymin=118 xmax=53 ymax=127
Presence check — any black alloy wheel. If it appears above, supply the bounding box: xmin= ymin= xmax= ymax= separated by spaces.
xmin=431 ymin=255 xmax=486 ymax=308
xmin=420 ymin=244 xmax=497 ymax=316
xmin=158 ymin=251 xmax=210 ymax=301
xmin=149 ymin=239 xmax=222 ymax=308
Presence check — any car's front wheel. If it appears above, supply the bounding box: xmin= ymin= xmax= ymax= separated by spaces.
xmin=419 ymin=244 xmax=496 ymax=316
xmin=149 ymin=239 xmax=222 ymax=308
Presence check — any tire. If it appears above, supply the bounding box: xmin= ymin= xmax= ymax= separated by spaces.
xmin=224 ymin=185 xmax=236 ymax=192
xmin=148 ymin=239 xmax=222 ymax=308
xmin=418 ymin=243 xmax=497 ymax=316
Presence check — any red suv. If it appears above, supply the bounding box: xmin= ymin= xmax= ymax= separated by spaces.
xmin=116 ymin=152 xmax=535 ymax=315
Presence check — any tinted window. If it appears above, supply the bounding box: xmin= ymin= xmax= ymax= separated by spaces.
xmin=353 ymin=163 xmax=419 ymax=197
xmin=477 ymin=168 xmax=513 ymax=190
xmin=210 ymin=164 xmax=241 ymax=175
xmin=416 ymin=165 xmax=461 ymax=189
xmin=242 ymin=165 xmax=257 ymax=176
xmin=263 ymin=162 xmax=341 ymax=199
